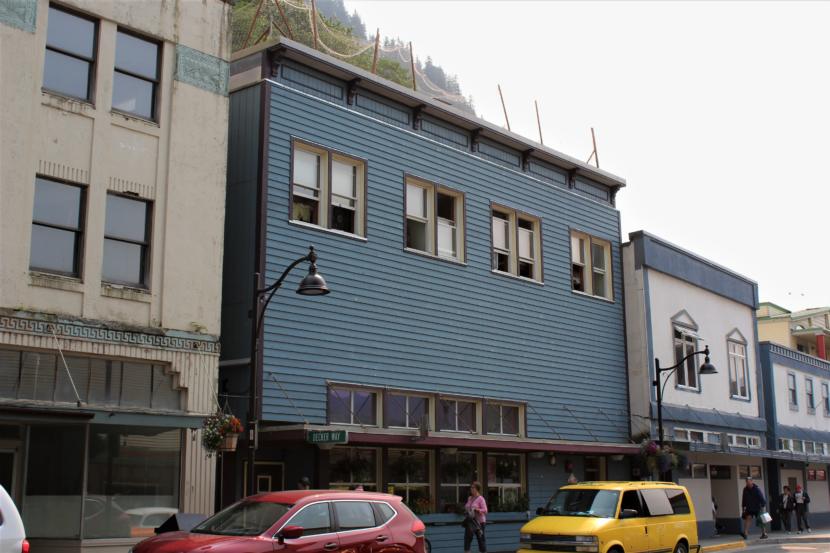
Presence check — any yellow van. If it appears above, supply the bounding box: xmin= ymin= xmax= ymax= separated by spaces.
xmin=518 ymin=482 xmax=698 ymax=553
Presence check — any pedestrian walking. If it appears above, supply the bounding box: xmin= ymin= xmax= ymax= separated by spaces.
xmin=794 ymin=484 xmax=811 ymax=533
xmin=463 ymin=482 xmax=488 ymax=553
xmin=711 ymin=497 xmax=720 ymax=537
xmin=741 ymin=477 xmax=769 ymax=539
xmin=778 ymin=486 xmax=795 ymax=534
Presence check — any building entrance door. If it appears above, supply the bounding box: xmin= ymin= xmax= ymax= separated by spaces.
xmin=244 ymin=461 xmax=285 ymax=494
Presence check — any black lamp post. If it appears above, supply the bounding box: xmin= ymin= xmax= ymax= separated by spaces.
xmin=653 ymin=346 xmax=717 ymax=447
xmin=247 ymin=246 xmax=329 ymax=497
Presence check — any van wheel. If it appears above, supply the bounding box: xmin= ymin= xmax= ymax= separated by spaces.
xmin=674 ymin=542 xmax=688 ymax=553
xmin=608 ymin=546 xmax=624 ymax=553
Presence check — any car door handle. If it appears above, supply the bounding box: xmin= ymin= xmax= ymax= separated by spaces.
xmin=376 ymin=535 xmax=389 ymax=542
xmin=644 ymin=527 xmax=648 ymax=534
xmin=324 ymin=543 xmax=338 ymax=551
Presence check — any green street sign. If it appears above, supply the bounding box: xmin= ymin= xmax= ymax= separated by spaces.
xmin=307 ymin=429 xmax=348 ymax=445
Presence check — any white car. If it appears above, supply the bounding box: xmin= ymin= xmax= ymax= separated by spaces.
xmin=0 ymin=485 xmax=26 ymax=553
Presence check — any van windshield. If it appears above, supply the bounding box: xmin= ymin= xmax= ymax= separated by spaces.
xmin=540 ymin=489 xmax=619 ymax=518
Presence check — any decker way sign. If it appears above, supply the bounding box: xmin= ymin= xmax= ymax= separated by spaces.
xmin=306 ymin=429 xmax=348 ymax=445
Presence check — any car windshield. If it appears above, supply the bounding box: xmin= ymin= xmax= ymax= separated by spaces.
xmin=540 ymin=489 xmax=620 ymax=518
xmin=191 ymin=501 xmax=292 ymax=536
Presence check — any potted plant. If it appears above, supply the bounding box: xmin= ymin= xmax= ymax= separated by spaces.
xmin=639 ymin=439 xmax=688 ymax=474
xmin=202 ymin=412 xmax=244 ymax=455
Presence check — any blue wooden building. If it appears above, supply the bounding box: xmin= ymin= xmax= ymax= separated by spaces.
xmin=221 ymin=38 xmax=635 ymax=551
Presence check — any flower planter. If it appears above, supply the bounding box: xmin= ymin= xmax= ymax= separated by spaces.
xmin=220 ymin=433 xmax=239 ymax=452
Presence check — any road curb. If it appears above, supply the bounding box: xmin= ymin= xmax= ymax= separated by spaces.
xmin=701 ymin=541 xmax=747 ymax=552
xmin=756 ymin=537 xmax=830 ymax=545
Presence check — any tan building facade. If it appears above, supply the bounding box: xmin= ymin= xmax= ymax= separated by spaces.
xmin=0 ymin=0 xmax=230 ymax=550
xmin=758 ymin=303 xmax=830 ymax=360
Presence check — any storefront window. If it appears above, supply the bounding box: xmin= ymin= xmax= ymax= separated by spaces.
xmin=23 ymin=425 xmax=85 ymax=537
xmin=329 ymin=447 xmax=378 ymax=491
xmin=439 ymin=451 xmax=478 ymax=513
xmin=84 ymin=425 xmax=181 ymax=538
xmin=388 ymin=449 xmax=431 ymax=514
xmin=486 ymin=453 xmax=524 ymax=512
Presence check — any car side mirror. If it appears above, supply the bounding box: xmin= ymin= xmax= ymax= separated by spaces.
xmin=536 ymin=507 xmax=545 ymax=516
xmin=620 ymin=509 xmax=639 ymax=519
xmin=278 ymin=525 xmax=304 ymax=544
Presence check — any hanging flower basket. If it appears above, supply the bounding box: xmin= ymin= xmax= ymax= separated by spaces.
xmin=202 ymin=412 xmax=244 ymax=456
xmin=638 ymin=439 xmax=688 ymax=475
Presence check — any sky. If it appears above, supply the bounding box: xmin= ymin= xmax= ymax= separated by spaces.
xmin=344 ymin=0 xmax=830 ymax=311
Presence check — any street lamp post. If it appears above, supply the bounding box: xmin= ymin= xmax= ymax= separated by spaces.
xmin=653 ymin=346 xmax=717 ymax=447
xmin=247 ymin=246 xmax=329 ymax=497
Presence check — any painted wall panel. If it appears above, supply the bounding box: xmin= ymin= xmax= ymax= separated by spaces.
xmin=259 ymin=82 xmax=628 ymax=443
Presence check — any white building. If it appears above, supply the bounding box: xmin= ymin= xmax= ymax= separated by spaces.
xmin=624 ymin=231 xmax=768 ymax=536
xmin=0 ymin=1 xmax=230 ymax=551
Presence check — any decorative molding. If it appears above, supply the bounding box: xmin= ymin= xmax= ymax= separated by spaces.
xmin=769 ymin=343 xmax=830 ymax=372
xmin=0 ymin=312 xmax=219 ymax=354
xmin=108 ymin=176 xmax=155 ymax=199
xmin=0 ymin=0 xmax=37 ymax=33
xmin=175 ymin=45 xmax=229 ymax=96
xmin=38 ymin=160 xmax=90 ymax=185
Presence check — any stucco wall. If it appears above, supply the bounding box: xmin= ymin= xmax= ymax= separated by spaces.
xmin=623 ymin=243 xmax=651 ymax=438
xmin=758 ymin=318 xmax=796 ymax=348
xmin=0 ymin=0 xmax=230 ymax=335
xmin=773 ymin=362 xmax=830 ymax=429
xmin=647 ymin=270 xmax=761 ymax=417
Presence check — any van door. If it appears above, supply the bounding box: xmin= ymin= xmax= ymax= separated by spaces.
xmin=640 ymin=489 xmax=675 ymax=553
xmin=616 ymin=491 xmax=650 ymax=553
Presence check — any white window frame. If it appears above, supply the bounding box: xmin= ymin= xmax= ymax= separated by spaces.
xmin=328 ymin=386 xmax=380 ymax=427
xmin=570 ymin=230 xmax=613 ymax=300
xmin=486 ymin=453 xmax=524 ymax=509
xmin=788 ymin=372 xmax=799 ymax=410
xmin=822 ymin=382 xmax=830 ymax=416
xmin=673 ymin=326 xmax=700 ymax=391
xmin=491 ymin=205 xmax=542 ymax=282
xmin=387 ymin=448 xmax=432 ymax=510
xmin=404 ymin=176 xmax=465 ymax=262
xmin=439 ymin=451 xmax=481 ymax=511
xmin=806 ymin=377 xmax=816 ymax=413
xmin=727 ymin=339 xmax=750 ymax=400
xmin=437 ymin=398 xmax=478 ymax=433
xmin=386 ymin=393 xmax=430 ymax=430
xmin=485 ymin=403 xmax=522 ymax=437
xmin=291 ymin=140 xmax=366 ymax=237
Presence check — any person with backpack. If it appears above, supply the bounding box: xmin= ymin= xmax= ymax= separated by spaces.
xmin=778 ymin=486 xmax=795 ymax=534
xmin=794 ymin=484 xmax=812 ymax=533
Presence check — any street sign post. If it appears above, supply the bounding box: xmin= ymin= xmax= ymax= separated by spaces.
xmin=306 ymin=429 xmax=348 ymax=445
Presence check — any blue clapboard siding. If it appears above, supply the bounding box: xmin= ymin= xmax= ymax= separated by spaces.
xmin=260 ymin=81 xmax=628 ymax=443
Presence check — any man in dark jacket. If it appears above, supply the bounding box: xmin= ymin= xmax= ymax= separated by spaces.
xmin=742 ymin=477 xmax=768 ymax=539
xmin=778 ymin=486 xmax=795 ymax=534
xmin=794 ymin=484 xmax=811 ymax=533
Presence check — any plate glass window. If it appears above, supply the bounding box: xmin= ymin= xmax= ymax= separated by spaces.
xmin=486 ymin=404 xmax=519 ymax=435
xmin=822 ymin=382 xmax=829 ymax=414
xmin=329 ymin=447 xmax=378 ymax=491
xmin=674 ymin=327 xmax=699 ymax=389
xmin=571 ymin=231 xmax=612 ymax=299
xmin=386 ymin=393 xmax=427 ymax=429
xmin=436 ymin=192 xmax=459 ymax=259
xmin=492 ymin=207 xmax=541 ymax=281
xmin=788 ymin=373 xmax=798 ymax=407
xmin=331 ymin=159 xmax=357 ymax=233
xmin=492 ymin=212 xmax=510 ymax=272
xmin=439 ymin=451 xmax=477 ymax=513
xmin=328 ymin=388 xmax=376 ymax=426
xmin=103 ymin=194 xmax=150 ymax=287
xmin=388 ymin=449 xmax=430 ymax=511
xmin=806 ymin=378 xmax=815 ymax=411
xmin=571 ymin=234 xmax=587 ymax=292
xmin=405 ymin=179 xmax=464 ymax=261
xmin=30 ymin=177 xmax=85 ymax=276
xmin=43 ymin=6 xmax=96 ymax=100
xmin=486 ymin=454 xmax=522 ymax=511
xmin=293 ymin=148 xmax=321 ymax=225
xmin=406 ymin=183 xmax=429 ymax=252
xmin=437 ymin=399 xmax=476 ymax=432
xmin=728 ymin=341 xmax=749 ymax=399
xmin=112 ymin=31 xmax=159 ymax=120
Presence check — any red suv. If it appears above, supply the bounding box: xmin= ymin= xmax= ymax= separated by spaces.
xmin=133 ymin=490 xmax=427 ymax=553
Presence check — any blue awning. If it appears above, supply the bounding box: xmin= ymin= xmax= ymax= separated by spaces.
xmin=651 ymin=402 xmax=767 ymax=433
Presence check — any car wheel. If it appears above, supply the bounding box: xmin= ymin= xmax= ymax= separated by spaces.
xmin=674 ymin=542 xmax=688 ymax=553
xmin=424 ymin=537 xmax=431 ymax=553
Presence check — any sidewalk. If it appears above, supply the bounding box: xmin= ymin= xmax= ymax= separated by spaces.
xmin=700 ymin=527 xmax=830 ymax=552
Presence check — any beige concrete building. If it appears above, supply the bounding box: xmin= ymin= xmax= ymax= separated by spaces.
xmin=0 ymin=0 xmax=230 ymax=550
xmin=758 ymin=303 xmax=830 ymax=360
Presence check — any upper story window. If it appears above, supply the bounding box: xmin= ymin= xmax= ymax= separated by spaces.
xmin=103 ymin=193 xmax=151 ymax=288
xmin=30 ymin=177 xmax=85 ymax=277
xmin=805 ymin=377 xmax=815 ymax=413
xmin=822 ymin=382 xmax=829 ymax=415
xmin=486 ymin=403 xmax=520 ymax=436
xmin=491 ymin=206 xmax=542 ymax=281
xmin=112 ymin=30 xmax=160 ymax=120
xmin=405 ymin=177 xmax=464 ymax=262
xmin=386 ymin=393 xmax=428 ymax=429
xmin=727 ymin=340 xmax=749 ymax=399
xmin=328 ymin=387 xmax=377 ymax=426
xmin=571 ymin=231 xmax=612 ymax=300
xmin=291 ymin=141 xmax=366 ymax=237
xmin=43 ymin=5 xmax=97 ymax=101
xmin=788 ymin=372 xmax=798 ymax=409
xmin=673 ymin=326 xmax=699 ymax=390
xmin=437 ymin=398 xmax=477 ymax=433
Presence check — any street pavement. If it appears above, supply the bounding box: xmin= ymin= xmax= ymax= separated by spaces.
xmin=700 ymin=528 xmax=830 ymax=553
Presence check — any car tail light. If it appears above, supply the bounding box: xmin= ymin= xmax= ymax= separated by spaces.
xmin=411 ymin=519 xmax=426 ymax=538
xmin=21 ymin=540 xmax=30 ymax=553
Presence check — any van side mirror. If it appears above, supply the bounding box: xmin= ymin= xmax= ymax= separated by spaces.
xmin=536 ymin=507 xmax=545 ymax=516
xmin=620 ymin=509 xmax=639 ymax=519
xmin=278 ymin=525 xmax=304 ymax=544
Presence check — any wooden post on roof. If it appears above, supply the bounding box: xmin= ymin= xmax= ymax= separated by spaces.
xmin=535 ymin=100 xmax=544 ymax=145
xmin=311 ymin=0 xmax=319 ymax=49
xmin=274 ymin=0 xmax=294 ymax=39
xmin=242 ymin=0 xmax=265 ymax=49
xmin=409 ymin=42 xmax=417 ymax=91
xmin=590 ymin=127 xmax=600 ymax=167
xmin=498 ymin=84 xmax=511 ymax=131
xmin=371 ymin=28 xmax=380 ymax=74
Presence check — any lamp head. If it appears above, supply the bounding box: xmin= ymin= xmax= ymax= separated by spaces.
xmin=698 ymin=345 xmax=717 ymax=375
xmin=296 ymin=263 xmax=329 ymax=296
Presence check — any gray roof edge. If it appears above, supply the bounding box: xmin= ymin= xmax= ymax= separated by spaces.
xmin=238 ymin=37 xmax=626 ymax=190
xmin=628 ymin=230 xmax=759 ymax=288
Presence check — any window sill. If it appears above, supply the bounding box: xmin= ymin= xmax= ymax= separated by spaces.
xmin=29 ymin=271 xmax=83 ymax=292
xmin=675 ymin=385 xmax=702 ymax=394
xmin=490 ymin=269 xmax=543 ymax=286
xmin=807 ymin=408 xmax=816 ymax=415
xmin=789 ymin=404 xmax=799 ymax=412
xmin=571 ymin=289 xmax=615 ymax=303
xmin=111 ymin=109 xmax=159 ymax=127
xmin=730 ymin=394 xmax=752 ymax=403
xmin=41 ymin=89 xmax=95 ymax=110
xmin=289 ymin=220 xmax=368 ymax=242
xmin=101 ymin=283 xmax=152 ymax=303
xmin=404 ymin=247 xmax=466 ymax=266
